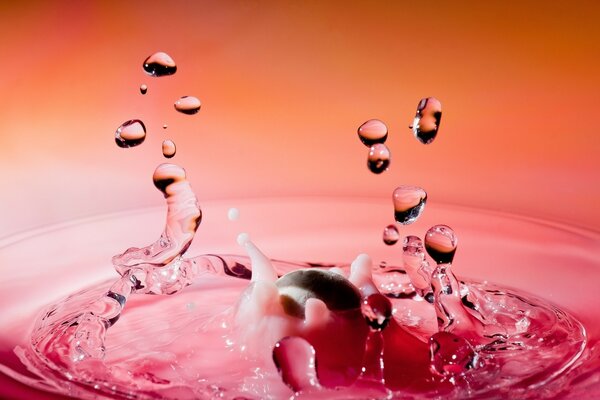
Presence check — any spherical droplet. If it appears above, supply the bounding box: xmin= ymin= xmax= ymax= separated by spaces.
xmin=367 ymin=144 xmax=390 ymax=174
xmin=392 ymin=185 xmax=427 ymax=224
xmin=162 ymin=140 xmax=176 ymax=159
xmin=140 ymin=84 xmax=148 ymax=95
xmin=362 ymin=293 xmax=392 ymax=331
xmin=411 ymin=97 xmax=442 ymax=144
xmin=273 ymin=336 xmax=319 ymax=393
xmin=143 ymin=51 xmax=177 ymax=77
xmin=383 ymin=224 xmax=399 ymax=245
xmin=358 ymin=119 xmax=388 ymax=147
xmin=429 ymin=332 xmax=475 ymax=377
xmin=174 ymin=96 xmax=201 ymax=115
xmin=228 ymin=207 xmax=240 ymax=221
xmin=424 ymin=224 xmax=458 ymax=264
xmin=114 ymin=120 xmax=146 ymax=148
xmin=163 ymin=124 xmax=168 ymax=130
xmin=152 ymin=163 xmax=186 ymax=195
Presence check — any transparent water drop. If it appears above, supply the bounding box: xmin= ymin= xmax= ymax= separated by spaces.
xmin=411 ymin=97 xmax=442 ymax=144
xmin=114 ymin=120 xmax=146 ymax=148
xmin=143 ymin=52 xmax=177 ymax=77
xmin=362 ymin=293 xmax=392 ymax=331
xmin=272 ymin=336 xmax=320 ymax=392
xmin=358 ymin=119 xmax=388 ymax=147
xmin=402 ymin=236 xmax=432 ymax=297
xmin=162 ymin=140 xmax=176 ymax=159
xmin=174 ymin=96 xmax=201 ymax=115
xmin=392 ymin=185 xmax=427 ymax=224
xmin=429 ymin=332 xmax=476 ymax=377
xmin=367 ymin=144 xmax=390 ymax=174
xmin=163 ymin=124 xmax=168 ymax=130
xmin=382 ymin=224 xmax=399 ymax=246
xmin=152 ymin=163 xmax=187 ymax=195
xmin=228 ymin=208 xmax=240 ymax=221
xmin=424 ymin=225 xmax=457 ymax=264
xmin=140 ymin=84 xmax=147 ymax=95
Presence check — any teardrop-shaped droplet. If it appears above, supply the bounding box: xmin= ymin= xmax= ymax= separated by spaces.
xmin=174 ymin=96 xmax=201 ymax=115
xmin=368 ymin=144 xmax=390 ymax=174
xmin=272 ymin=336 xmax=320 ymax=393
xmin=382 ymin=224 xmax=399 ymax=245
xmin=392 ymin=185 xmax=427 ymax=224
xmin=140 ymin=84 xmax=147 ymax=95
xmin=143 ymin=52 xmax=177 ymax=77
xmin=429 ymin=332 xmax=476 ymax=377
xmin=362 ymin=293 xmax=392 ymax=331
xmin=424 ymin=224 xmax=457 ymax=264
xmin=411 ymin=97 xmax=442 ymax=144
xmin=358 ymin=119 xmax=388 ymax=147
xmin=162 ymin=140 xmax=176 ymax=159
xmin=114 ymin=120 xmax=146 ymax=148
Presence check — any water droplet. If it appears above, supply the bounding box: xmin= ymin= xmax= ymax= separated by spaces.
xmin=272 ymin=336 xmax=320 ymax=392
xmin=425 ymin=225 xmax=457 ymax=264
xmin=362 ymin=293 xmax=392 ymax=331
xmin=162 ymin=140 xmax=176 ymax=159
xmin=140 ymin=84 xmax=147 ymax=95
xmin=163 ymin=124 xmax=168 ymax=130
xmin=143 ymin=52 xmax=177 ymax=77
xmin=429 ymin=332 xmax=476 ymax=377
xmin=411 ymin=97 xmax=442 ymax=144
xmin=382 ymin=224 xmax=399 ymax=245
xmin=228 ymin=207 xmax=240 ymax=221
xmin=152 ymin=163 xmax=187 ymax=195
xmin=367 ymin=144 xmax=390 ymax=174
xmin=392 ymin=185 xmax=427 ymax=224
xmin=358 ymin=119 xmax=388 ymax=146
xmin=174 ymin=96 xmax=201 ymax=115
xmin=402 ymin=236 xmax=432 ymax=297
xmin=114 ymin=120 xmax=146 ymax=148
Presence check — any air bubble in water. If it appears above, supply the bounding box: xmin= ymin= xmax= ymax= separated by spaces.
xmin=368 ymin=144 xmax=390 ymax=174
xmin=143 ymin=52 xmax=177 ymax=77
xmin=114 ymin=120 xmax=146 ymax=148
xmin=429 ymin=332 xmax=476 ymax=377
xmin=174 ymin=96 xmax=201 ymax=115
xmin=162 ymin=140 xmax=176 ymax=159
xmin=362 ymin=293 xmax=393 ymax=331
xmin=383 ymin=224 xmax=399 ymax=246
xmin=140 ymin=84 xmax=147 ymax=95
xmin=358 ymin=119 xmax=388 ymax=147
xmin=410 ymin=97 xmax=442 ymax=144
xmin=424 ymin=224 xmax=457 ymax=264
xmin=392 ymin=185 xmax=427 ymax=224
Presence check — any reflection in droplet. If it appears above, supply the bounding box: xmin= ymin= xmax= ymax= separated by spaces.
xmin=429 ymin=332 xmax=476 ymax=377
xmin=143 ymin=52 xmax=177 ymax=77
xmin=411 ymin=97 xmax=442 ymax=144
xmin=383 ymin=224 xmax=399 ymax=246
xmin=139 ymin=84 xmax=148 ymax=95
xmin=174 ymin=96 xmax=201 ymax=115
xmin=424 ymin=225 xmax=457 ymax=264
xmin=162 ymin=140 xmax=176 ymax=159
xmin=358 ymin=119 xmax=388 ymax=147
xmin=362 ymin=293 xmax=393 ymax=331
xmin=367 ymin=144 xmax=390 ymax=174
xmin=392 ymin=185 xmax=427 ymax=224
xmin=114 ymin=120 xmax=146 ymax=148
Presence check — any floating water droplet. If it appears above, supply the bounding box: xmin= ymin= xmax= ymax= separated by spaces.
xmin=382 ymin=224 xmax=399 ymax=245
xmin=228 ymin=208 xmax=240 ymax=221
xmin=411 ymin=97 xmax=442 ymax=144
xmin=362 ymin=293 xmax=392 ymax=331
xmin=163 ymin=124 xmax=168 ymax=130
xmin=114 ymin=120 xmax=146 ymax=148
xmin=392 ymin=186 xmax=427 ymax=224
xmin=424 ymin=225 xmax=457 ymax=264
xmin=143 ymin=52 xmax=177 ymax=77
xmin=367 ymin=144 xmax=390 ymax=174
xmin=429 ymin=332 xmax=476 ymax=377
xmin=272 ymin=336 xmax=320 ymax=392
xmin=162 ymin=140 xmax=176 ymax=159
xmin=174 ymin=96 xmax=201 ymax=115
xmin=358 ymin=119 xmax=388 ymax=147
xmin=140 ymin=84 xmax=147 ymax=95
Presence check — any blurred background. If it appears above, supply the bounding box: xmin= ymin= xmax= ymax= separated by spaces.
xmin=1 ymin=0 xmax=599 ymax=238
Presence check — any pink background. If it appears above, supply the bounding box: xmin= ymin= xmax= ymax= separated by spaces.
xmin=1 ymin=1 xmax=599 ymax=238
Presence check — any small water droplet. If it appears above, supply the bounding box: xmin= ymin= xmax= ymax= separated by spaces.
xmin=114 ymin=120 xmax=146 ymax=148
xmin=140 ymin=84 xmax=147 ymax=95
xmin=162 ymin=140 xmax=176 ymax=159
xmin=411 ymin=97 xmax=442 ymax=144
xmin=272 ymin=336 xmax=320 ymax=392
xmin=362 ymin=293 xmax=393 ymax=331
xmin=358 ymin=119 xmax=388 ymax=146
xmin=163 ymin=124 xmax=168 ymax=130
xmin=429 ymin=332 xmax=475 ymax=376
xmin=143 ymin=52 xmax=177 ymax=77
xmin=228 ymin=208 xmax=240 ymax=221
xmin=382 ymin=224 xmax=399 ymax=245
xmin=367 ymin=144 xmax=390 ymax=174
xmin=174 ymin=96 xmax=201 ymax=115
xmin=392 ymin=185 xmax=427 ymax=224
xmin=425 ymin=225 xmax=457 ymax=264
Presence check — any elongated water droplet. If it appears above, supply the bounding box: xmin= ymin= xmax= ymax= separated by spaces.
xmin=392 ymin=185 xmax=427 ymax=224
xmin=174 ymin=96 xmax=201 ymax=115
xmin=362 ymin=293 xmax=392 ymax=331
xmin=429 ymin=332 xmax=476 ymax=377
xmin=382 ymin=224 xmax=399 ymax=245
xmin=358 ymin=119 xmax=388 ymax=146
xmin=140 ymin=84 xmax=147 ymax=95
xmin=411 ymin=97 xmax=442 ymax=144
xmin=273 ymin=336 xmax=320 ymax=392
xmin=162 ymin=140 xmax=176 ymax=159
xmin=424 ymin=225 xmax=457 ymax=264
xmin=114 ymin=120 xmax=146 ymax=148
xmin=368 ymin=144 xmax=390 ymax=174
xmin=143 ymin=52 xmax=177 ymax=77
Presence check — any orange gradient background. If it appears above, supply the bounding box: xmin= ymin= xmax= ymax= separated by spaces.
xmin=1 ymin=1 xmax=599 ymax=238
